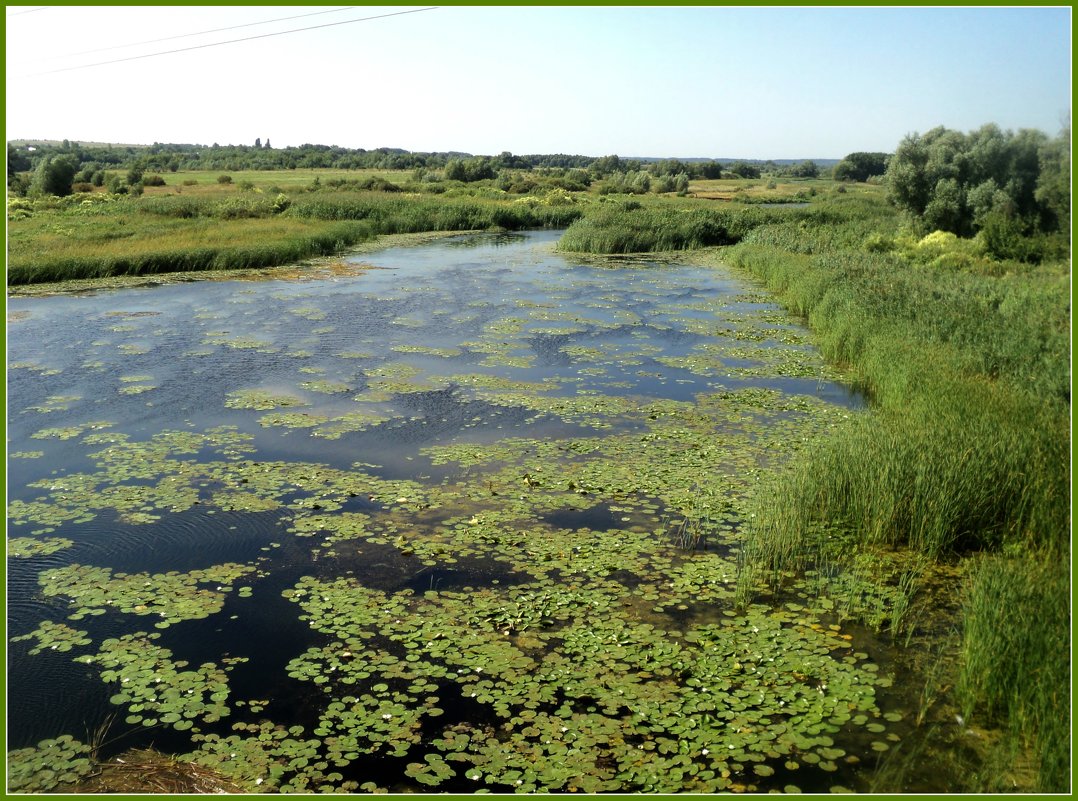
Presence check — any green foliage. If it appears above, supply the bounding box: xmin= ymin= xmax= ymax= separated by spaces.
xmin=958 ymin=553 xmax=1070 ymax=792
xmin=833 ymin=152 xmax=889 ymax=183
xmin=444 ymin=157 xmax=496 ymax=182
xmin=787 ymin=160 xmax=819 ymax=178
xmin=885 ymin=123 xmax=1067 ymax=247
xmin=595 ymin=170 xmax=653 ymax=195
xmin=557 ymin=202 xmax=788 ymax=254
xmin=30 ymin=154 xmax=79 ymax=197
xmin=726 ymin=160 xmax=762 ymax=179
xmin=216 ymin=174 xmax=232 ymax=184
xmin=728 ymin=192 xmax=1069 ymax=790
xmin=1034 ymin=121 xmax=1070 ymax=231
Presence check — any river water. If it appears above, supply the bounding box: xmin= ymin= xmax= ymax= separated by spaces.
xmin=8 ymin=230 xmax=906 ymax=793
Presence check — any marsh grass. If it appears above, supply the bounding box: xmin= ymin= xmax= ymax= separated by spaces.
xmin=725 ymin=193 xmax=1070 ymax=792
xmin=956 ymin=553 xmax=1070 ymax=792
xmin=7 ymin=214 xmax=375 ymax=284
xmin=556 ymin=201 xmax=789 ymax=254
xmin=7 ymin=189 xmax=583 ymax=284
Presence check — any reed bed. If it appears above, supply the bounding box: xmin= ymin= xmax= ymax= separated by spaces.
xmin=957 ymin=553 xmax=1070 ymax=791
xmin=725 ymin=195 xmax=1069 ymax=791
xmin=7 ymin=190 xmax=583 ymax=285
xmin=556 ymin=202 xmax=792 ymax=254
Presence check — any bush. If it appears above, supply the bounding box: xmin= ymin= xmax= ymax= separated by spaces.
xmin=977 ymin=211 xmax=1042 ymax=263
xmin=144 ymin=174 xmax=167 ymax=187
xmin=71 ymin=182 xmax=94 ymax=193
xmin=217 ymin=174 xmax=233 ymax=184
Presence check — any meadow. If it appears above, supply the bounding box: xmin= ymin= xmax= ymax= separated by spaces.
xmin=6 ymin=167 xmax=1071 ymax=791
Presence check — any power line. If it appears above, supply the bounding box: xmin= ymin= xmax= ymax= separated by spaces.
xmin=61 ymin=6 xmax=357 ymax=60
xmin=27 ymin=7 xmax=438 ymax=77
xmin=6 ymin=7 xmax=49 ymax=16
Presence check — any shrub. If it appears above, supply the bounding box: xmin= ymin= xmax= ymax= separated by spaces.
xmin=217 ymin=174 xmax=233 ymax=184
xmin=144 ymin=174 xmax=167 ymax=187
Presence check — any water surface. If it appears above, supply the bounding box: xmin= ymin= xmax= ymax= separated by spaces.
xmin=8 ymin=230 xmax=901 ymax=794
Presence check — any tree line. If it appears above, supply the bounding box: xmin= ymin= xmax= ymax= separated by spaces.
xmin=885 ymin=122 xmax=1070 ymax=260
xmin=9 ymin=122 xmax=1070 ymax=261
xmin=8 ymin=138 xmax=839 ymax=193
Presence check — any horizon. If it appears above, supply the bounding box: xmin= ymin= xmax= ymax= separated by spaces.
xmin=7 ymin=137 xmax=846 ymax=164
xmin=6 ymin=6 xmax=1071 ymax=158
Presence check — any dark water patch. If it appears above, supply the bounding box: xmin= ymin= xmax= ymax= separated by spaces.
xmin=58 ymin=509 xmax=284 ymax=576
xmin=397 ymin=562 xmax=529 ymax=595
xmin=524 ymin=332 xmax=576 ymax=367
xmin=542 ymin=504 xmax=621 ymax=532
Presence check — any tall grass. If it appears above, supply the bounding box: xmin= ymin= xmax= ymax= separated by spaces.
xmin=732 ymin=198 xmax=1069 ymax=568
xmin=7 ymin=190 xmax=583 ymax=284
xmin=957 ymin=553 xmax=1070 ymax=792
xmin=556 ymin=201 xmax=792 ymax=254
xmin=7 ymin=216 xmax=375 ymax=284
xmin=284 ymin=191 xmax=582 ymax=232
xmin=728 ymin=194 xmax=1069 ymax=791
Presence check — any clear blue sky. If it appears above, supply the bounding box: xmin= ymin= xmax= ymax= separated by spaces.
xmin=6 ymin=5 xmax=1072 ymax=159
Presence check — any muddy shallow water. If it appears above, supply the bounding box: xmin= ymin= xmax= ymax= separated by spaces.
xmin=7 ymin=230 xmax=923 ymax=793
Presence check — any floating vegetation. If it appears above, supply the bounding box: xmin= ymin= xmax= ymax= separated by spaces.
xmin=24 ymin=395 xmax=81 ymax=413
xmin=7 ymin=230 xmax=912 ymax=794
xmin=7 ymin=736 xmax=94 ymax=792
xmin=300 ymin=380 xmax=351 ymax=394
xmin=30 ymin=421 xmax=114 ymax=440
xmin=39 ymin=562 xmax=259 ymax=628
xmin=75 ymin=632 xmax=237 ymax=728
xmin=11 ymin=621 xmax=92 ymax=654
xmin=225 ymin=389 xmax=309 ymax=411
xmin=7 ymin=536 xmax=74 ymax=558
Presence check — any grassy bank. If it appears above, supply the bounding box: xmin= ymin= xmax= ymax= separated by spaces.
xmin=715 ymin=194 xmax=1069 ymax=791
xmin=7 ymin=186 xmax=583 ymax=285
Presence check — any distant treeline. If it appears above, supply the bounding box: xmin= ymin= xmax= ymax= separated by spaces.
xmin=6 ymin=139 xmax=841 ymax=189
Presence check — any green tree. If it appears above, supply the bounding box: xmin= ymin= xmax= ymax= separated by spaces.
xmin=833 ymin=152 xmax=889 ymax=182
xmin=30 ymin=154 xmax=78 ymax=196
xmin=1035 ymin=122 xmax=1070 ymax=231
xmin=7 ymin=147 xmax=32 ymax=177
xmin=788 ymin=160 xmax=819 ymax=178
xmin=726 ymin=161 xmax=761 ymax=179
xmin=887 ymin=123 xmax=1065 ymax=238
